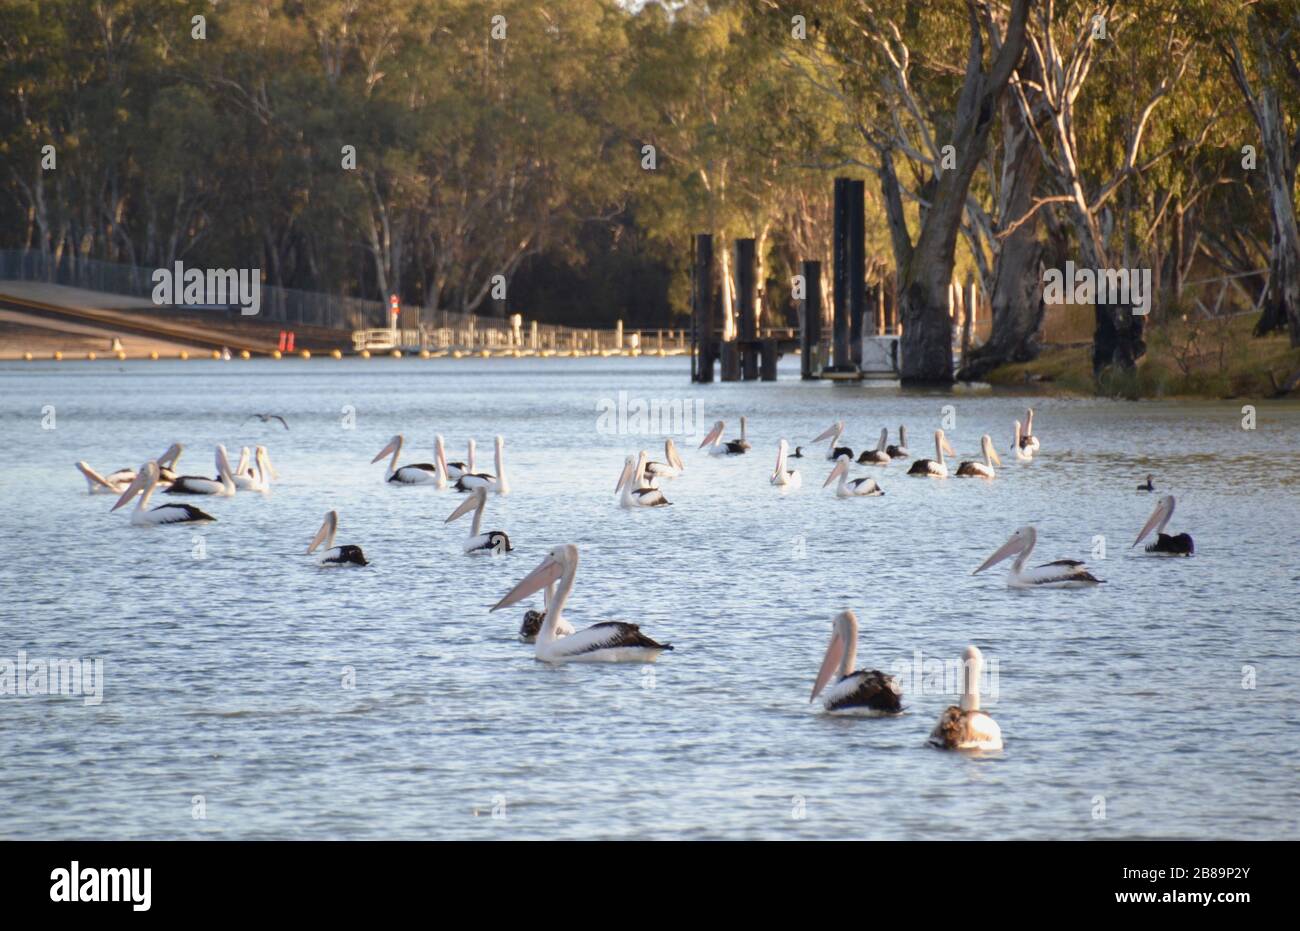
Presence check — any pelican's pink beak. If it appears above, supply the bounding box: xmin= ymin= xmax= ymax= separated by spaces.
xmin=307 ymin=510 xmax=337 ymax=554
xmin=492 ymin=555 xmax=564 ymax=612
xmin=371 ymin=437 xmax=399 ymax=463
xmin=110 ymin=464 xmax=152 ymax=511
xmin=822 ymin=458 xmax=848 ymax=488
xmin=1133 ymin=497 xmax=1172 ymax=547
xmin=698 ymin=421 xmax=724 ymax=449
xmin=811 ymin=630 xmax=846 ymax=702
xmin=667 ymin=439 xmax=684 ymax=471
xmin=812 ymin=422 xmax=842 ymax=443
xmin=615 ymin=458 xmax=634 ymax=493
xmin=446 ymin=487 xmax=485 ymax=523
xmin=974 ymin=535 xmax=1024 ymax=574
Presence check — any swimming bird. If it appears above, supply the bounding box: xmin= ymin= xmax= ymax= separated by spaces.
xmin=372 ymin=434 xmax=439 ymax=484
xmin=955 ymin=434 xmax=1001 ymax=479
xmin=1138 ymin=474 xmax=1155 ymax=492
xmin=790 ymin=446 xmax=806 ymax=459
xmin=973 ymin=525 xmax=1104 ymax=588
xmin=1132 ymin=494 xmax=1194 ymax=556
xmin=616 ymin=453 xmax=670 ymax=507
xmin=770 ymin=439 xmax=801 ymax=488
xmin=824 ymin=455 xmax=884 ymax=497
xmin=1011 ymin=421 xmax=1034 ymax=460
xmin=857 ymin=428 xmax=891 ymax=464
xmin=698 ymin=420 xmax=730 ymax=457
xmin=445 ymin=485 xmax=512 ymax=554
xmin=907 ymin=430 xmax=956 ymax=478
xmin=232 ymin=445 xmax=273 ymax=492
xmin=644 ymin=438 xmax=685 ymax=479
xmin=440 ymin=435 xmax=469 ymax=481
xmin=812 ymin=421 xmax=854 ymax=461
xmin=885 ymin=425 xmax=909 ymax=459
xmin=111 ymin=461 xmax=216 ymax=525
xmin=455 ymin=435 xmax=509 ymax=494
xmin=928 ymin=646 xmax=1002 ymax=750
xmin=518 ymin=581 xmax=575 ymax=643
xmin=1019 ymin=408 xmax=1040 ymax=452
xmin=724 ymin=416 xmax=752 ymax=454
xmin=242 ymin=413 xmax=289 ymax=430
xmin=77 ymin=443 xmax=183 ymax=494
xmin=165 ymin=445 xmax=237 ymax=496
xmin=306 ymin=510 xmax=369 ymax=566
xmin=492 ymin=543 xmax=672 ymax=663
xmin=810 ymin=610 xmax=903 ymax=715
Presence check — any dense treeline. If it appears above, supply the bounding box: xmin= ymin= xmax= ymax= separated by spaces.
xmin=1 ymin=0 xmax=1297 ymax=382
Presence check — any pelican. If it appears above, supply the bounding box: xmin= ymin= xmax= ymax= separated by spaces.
xmin=812 ymin=421 xmax=853 ymax=461
xmin=429 ymin=435 xmax=450 ymax=488
xmin=111 ymin=462 xmax=216 ymax=525
xmin=810 ymin=610 xmax=903 ymax=715
xmin=885 ymin=426 xmax=909 ymax=459
xmin=824 ymin=455 xmax=883 ymax=497
xmin=518 ymin=581 xmax=575 ymax=643
xmin=974 ymin=525 xmax=1104 ymax=588
xmin=856 ymin=428 xmax=891 ymax=464
xmin=491 ymin=543 xmax=673 ymax=663
xmin=1138 ymin=474 xmax=1155 ymax=492
xmin=770 ymin=439 xmax=801 ymax=488
xmin=165 ymin=445 xmax=237 ymax=496
xmin=440 ymin=435 xmax=469 ymax=481
xmin=616 ymin=453 xmax=670 ymax=507
xmin=1133 ymin=494 xmax=1194 ymax=556
xmin=1020 ymin=408 xmax=1040 ymax=452
xmin=907 ymin=430 xmax=956 ymax=478
xmin=306 ymin=510 xmax=369 ymax=566
xmin=1011 ymin=421 xmax=1034 ymax=460
xmin=232 ymin=445 xmax=273 ymax=492
xmin=724 ymin=416 xmax=752 ymax=454
xmin=928 ymin=646 xmax=1002 ymax=751
xmin=77 ymin=443 xmax=183 ymax=494
xmin=372 ymin=434 xmax=439 ymax=484
xmin=445 ymin=485 xmax=512 ymax=554
xmin=955 ymin=435 xmax=1001 ymax=479
xmin=644 ymin=438 xmax=685 ymax=479
xmin=455 ymin=435 xmax=509 ymax=494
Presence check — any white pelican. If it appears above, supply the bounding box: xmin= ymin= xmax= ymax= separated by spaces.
xmin=812 ymin=421 xmax=854 ymax=460
xmin=856 ymin=428 xmax=891 ymax=464
xmin=955 ymin=434 xmax=1001 ymax=479
xmin=824 ymin=455 xmax=883 ymax=497
xmin=232 ymin=445 xmax=273 ymax=492
xmin=1133 ymin=494 xmax=1194 ymax=556
xmin=306 ymin=510 xmax=369 ymax=566
xmin=455 ymin=435 xmax=509 ymax=494
xmin=973 ymin=525 xmax=1104 ymax=588
xmin=645 ymin=438 xmax=685 ymax=479
xmin=906 ymin=430 xmax=956 ymax=478
xmin=1020 ymin=408 xmax=1041 ymax=452
xmin=928 ymin=646 xmax=1002 ymax=750
xmin=440 ymin=435 xmax=470 ymax=481
xmin=698 ymin=420 xmax=726 ymax=456
xmin=112 ymin=462 xmax=216 ymax=525
xmin=771 ymin=439 xmax=801 ymax=488
xmin=724 ymin=416 xmax=752 ymax=454
xmin=810 ymin=610 xmax=903 ymax=714
xmin=372 ymin=434 xmax=439 ymax=484
xmin=1138 ymin=474 xmax=1155 ymax=492
xmin=1011 ymin=421 xmax=1034 ymax=460
xmin=77 ymin=443 xmax=183 ymax=494
xmin=445 ymin=485 xmax=512 ymax=554
xmin=430 ymin=435 xmax=450 ymax=489
xmin=518 ymin=581 xmax=575 ymax=643
xmin=491 ymin=543 xmax=672 ymax=663
xmin=885 ymin=425 xmax=909 ymax=459
xmin=165 ymin=445 xmax=237 ymax=496
xmin=616 ymin=453 xmax=670 ymax=507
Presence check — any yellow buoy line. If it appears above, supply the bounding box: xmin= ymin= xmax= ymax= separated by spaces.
xmin=17 ymin=345 xmax=686 ymax=361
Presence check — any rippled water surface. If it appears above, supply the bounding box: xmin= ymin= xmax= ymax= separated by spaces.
xmin=2 ymin=357 xmax=1298 ymax=839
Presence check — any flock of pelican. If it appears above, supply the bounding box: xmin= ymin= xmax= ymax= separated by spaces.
xmin=80 ymin=404 xmax=1195 ymax=752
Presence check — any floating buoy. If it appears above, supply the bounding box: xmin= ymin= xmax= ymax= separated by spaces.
xmin=271 ymin=349 xmax=282 ymax=360
xmin=87 ymin=351 xmax=97 ymax=361
xmin=419 ymin=349 xmax=431 ymax=359
xmin=239 ymin=349 xmax=250 ymax=360
xmin=179 ymin=350 xmax=189 ymax=360
xmin=53 ymin=350 xmax=63 ymax=361
xmin=452 ymin=350 xmax=463 ymax=359
xmin=331 ymin=349 xmax=342 ymax=359
xmin=480 ymin=349 xmax=490 ymax=358
xmin=390 ymin=349 xmax=402 ymax=359
xmin=300 ymin=349 xmax=311 ymax=359
xmin=360 ymin=349 xmax=371 ymax=359
xmin=149 ymin=350 xmax=159 ymax=360
xmin=116 ymin=350 xmax=127 ymax=360
xmin=211 ymin=349 xmax=222 ymax=360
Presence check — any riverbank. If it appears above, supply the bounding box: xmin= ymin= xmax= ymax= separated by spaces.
xmin=986 ymin=315 xmax=1300 ymax=399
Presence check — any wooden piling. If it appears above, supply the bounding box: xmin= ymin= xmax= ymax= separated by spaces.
xmin=832 ymin=177 xmax=851 ymax=370
xmin=692 ymin=233 xmax=715 ymax=383
xmin=736 ymin=238 xmax=758 ymax=380
xmin=849 ymin=179 xmax=865 ymax=369
xmin=800 ymin=260 xmax=822 ymax=380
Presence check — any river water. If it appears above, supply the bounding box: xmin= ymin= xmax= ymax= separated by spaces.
xmin=1 ymin=356 xmax=1297 ymax=838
